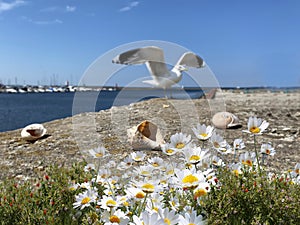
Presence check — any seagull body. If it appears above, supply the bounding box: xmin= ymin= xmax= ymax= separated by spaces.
xmin=112 ymin=46 xmax=205 ymax=97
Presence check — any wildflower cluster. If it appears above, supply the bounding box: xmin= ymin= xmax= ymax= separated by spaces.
xmin=0 ymin=116 xmax=299 ymax=224
xmin=71 ymin=134 xmax=212 ymax=224
xmin=70 ymin=116 xmax=300 ymax=224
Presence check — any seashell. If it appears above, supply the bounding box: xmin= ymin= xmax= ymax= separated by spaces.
xmin=127 ymin=120 xmax=165 ymax=150
xmin=21 ymin=123 xmax=47 ymax=141
xmin=212 ymin=112 xmax=241 ymax=129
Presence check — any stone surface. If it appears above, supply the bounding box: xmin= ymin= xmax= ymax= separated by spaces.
xmin=0 ymin=89 xmax=299 ymax=180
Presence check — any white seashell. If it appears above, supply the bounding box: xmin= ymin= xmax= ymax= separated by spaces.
xmin=127 ymin=120 xmax=165 ymax=150
xmin=212 ymin=112 xmax=241 ymax=129
xmin=21 ymin=123 xmax=47 ymax=141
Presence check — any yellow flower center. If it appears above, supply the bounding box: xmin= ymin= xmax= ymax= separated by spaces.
xmin=182 ymin=174 xmax=199 ymax=184
xmin=136 ymin=192 xmax=146 ymax=199
xmin=153 ymin=206 xmax=158 ymax=212
xmin=200 ymin=133 xmax=208 ymax=137
xmin=134 ymin=156 xmax=142 ymax=161
xmin=189 ymin=155 xmax=201 ymax=162
xmin=188 ymin=223 xmax=196 ymax=225
xmin=164 ymin=218 xmax=171 ymax=225
xmin=81 ymin=197 xmax=90 ymax=205
xmin=176 ymin=142 xmax=185 ymax=149
xmin=141 ymin=171 xmax=150 ymax=176
xmin=194 ymin=188 xmax=207 ymax=198
xmin=111 ymin=180 xmax=117 ymax=185
xmin=95 ymin=153 xmax=103 ymax=157
xmin=167 ymin=169 xmax=174 ymax=175
xmin=242 ymin=159 xmax=253 ymax=166
xmin=110 ymin=215 xmax=120 ymax=223
xmin=166 ymin=149 xmax=174 ymax=154
xmin=250 ymin=126 xmax=260 ymax=133
xmin=106 ymin=199 xmax=117 ymax=207
xmin=295 ymin=169 xmax=299 ymax=174
xmin=152 ymin=162 xmax=159 ymax=167
xmin=142 ymin=183 xmax=155 ymax=193
xmin=123 ymin=201 xmax=129 ymax=207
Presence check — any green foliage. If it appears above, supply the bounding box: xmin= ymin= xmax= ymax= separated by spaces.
xmin=0 ymin=163 xmax=89 ymax=225
xmin=203 ymin=167 xmax=300 ymax=224
xmin=0 ymin=161 xmax=299 ymax=224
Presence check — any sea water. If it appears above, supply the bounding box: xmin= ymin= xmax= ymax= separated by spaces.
xmin=0 ymin=89 xmax=204 ymax=132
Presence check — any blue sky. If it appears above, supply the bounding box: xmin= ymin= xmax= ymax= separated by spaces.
xmin=0 ymin=0 xmax=300 ymax=87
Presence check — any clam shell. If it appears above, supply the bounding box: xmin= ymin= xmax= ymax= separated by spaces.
xmin=127 ymin=120 xmax=165 ymax=150
xmin=212 ymin=112 xmax=241 ymax=129
xmin=21 ymin=123 xmax=47 ymax=141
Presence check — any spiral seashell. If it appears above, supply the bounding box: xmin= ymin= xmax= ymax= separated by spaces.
xmin=21 ymin=123 xmax=47 ymax=141
xmin=212 ymin=112 xmax=241 ymax=129
xmin=127 ymin=120 xmax=165 ymax=150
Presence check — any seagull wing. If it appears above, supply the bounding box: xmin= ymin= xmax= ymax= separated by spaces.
xmin=176 ymin=52 xmax=205 ymax=68
xmin=112 ymin=46 xmax=169 ymax=77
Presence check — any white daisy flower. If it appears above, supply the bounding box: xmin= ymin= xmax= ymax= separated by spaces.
xmin=210 ymin=133 xmax=226 ymax=150
xmin=233 ymin=139 xmax=245 ymax=150
xmin=148 ymin=156 xmax=164 ymax=168
xmin=118 ymin=156 xmax=134 ymax=170
xmin=230 ymin=163 xmax=243 ymax=176
xmin=88 ymin=146 xmax=107 ymax=158
xmin=133 ymin=179 xmax=162 ymax=194
xmin=73 ymin=188 xmax=98 ymax=210
xmin=169 ymin=132 xmax=191 ymax=151
xmin=175 ymin=168 xmax=205 ymax=190
xmin=98 ymin=196 xmax=120 ymax=211
xmin=192 ymin=123 xmax=214 ymax=141
xmin=260 ymin=143 xmax=276 ymax=156
xmin=199 ymin=156 xmax=211 ymax=169
xmin=79 ymin=181 xmax=92 ymax=190
xmin=210 ymin=155 xmax=225 ymax=167
xmin=158 ymin=208 xmax=181 ymax=225
xmin=161 ymin=143 xmax=178 ymax=156
xmin=193 ymin=181 xmax=211 ymax=198
xmin=244 ymin=116 xmax=269 ymax=135
xmin=239 ymin=151 xmax=257 ymax=167
xmin=84 ymin=163 xmax=95 ymax=172
xmin=132 ymin=212 xmax=162 ymax=225
xmin=292 ymin=175 xmax=300 ymax=185
xmin=95 ymin=169 xmax=111 ymax=184
xmin=134 ymin=165 xmax=154 ymax=177
xmin=146 ymin=193 xmax=164 ymax=213
xmin=182 ymin=147 xmax=210 ymax=165
xmin=131 ymin=152 xmax=147 ymax=162
xmin=68 ymin=181 xmax=79 ymax=191
xmin=178 ymin=211 xmax=205 ymax=225
xmin=168 ymin=195 xmax=181 ymax=211
xmin=101 ymin=208 xmax=129 ymax=225
xmin=125 ymin=187 xmax=147 ymax=200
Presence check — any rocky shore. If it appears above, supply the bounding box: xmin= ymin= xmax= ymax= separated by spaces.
xmin=0 ymin=89 xmax=299 ymax=181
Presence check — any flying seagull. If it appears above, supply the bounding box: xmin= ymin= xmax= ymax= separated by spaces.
xmin=112 ymin=46 xmax=205 ymax=98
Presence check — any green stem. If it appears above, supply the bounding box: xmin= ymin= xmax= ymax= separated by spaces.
xmin=253 ymin=135 xmax=262 ymax=178
xmin=137 ymin=193 xmax=148 ymax=217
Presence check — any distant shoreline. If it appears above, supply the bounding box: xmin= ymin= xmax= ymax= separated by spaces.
xmin=1 ymin=84 xmax=300 ymax=94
